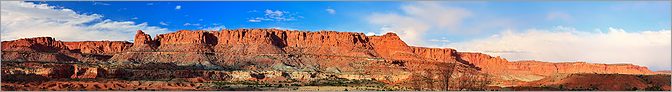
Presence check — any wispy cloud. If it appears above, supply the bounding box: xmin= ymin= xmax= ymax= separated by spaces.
xmin=248 ymin=19 xmax=261 ymax=22
xmin=175 ymin=5 xmax=181 ymax=10
xmin=264 ymin=9 xmax=296 ymax=21
xmin=183 ymin=23 xmax=201 ymax=26
xmin=159 ymin=21 xmax=168 ymax=26
xmin=428 ymin=37 xmax=451 ymax=43
xmin=367 ymin=2 xmax=471 ymax=46
xmin=325 ymin=8 xmax=336 ymax=14
xmin=269 ymin=27 xmax=297 ymax=30
xmin=247 ymin=9 xmax=300 ymax=22
xmin=0 ymin=1 xmax=168 ymax=41
xmin=92 ymin=2 xmax=110 ymax=6
xmin=202 ymin=26 xmax=226 ymax=31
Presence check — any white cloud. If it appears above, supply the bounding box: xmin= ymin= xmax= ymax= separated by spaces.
xmin=202 ymin=26 xmax=226 ymax=31
xmin=248 ymin=19 xmax=261 ymax=22
xmin=247 ymin=9 xmax=299 ymax=22
xmin=367 ymin=2 xmax=471 ymax=46
xmin=429 ymin=37 xmax=451 ymax=43
xmin=446 ymin=27 xmax=671 ymax=70
xmin=265 ymin=9 xmax=285 ymax=17
xmin=175 ymin=5 xmax=181 ymax=10
xmin=368 ymin=14 xmax=430 ymax=45
xmin=400 ymin=2 xmax=471 ymax=29
xmin=131 ymin=17 xmax=138 ymax=20
xmin=159 ymin=21 xmax=168 ymax=26
xmin=93 ymin=2 xmax=110 ymax=6
xmin=0 ymin=1 xmax=168 ymax=41
xmin=325 ymin=8 xmax=336 ymax=14
xmin=264 ymin=9 xmax=296 ymax=21
xmin=183 ymin=23 xmax=201 ymax=26
xmin=270 ymin=27 xmax=297 ymax=30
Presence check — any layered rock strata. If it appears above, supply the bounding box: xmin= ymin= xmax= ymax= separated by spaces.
xmin=63 ymin=41 xmax=132 ymax=55
xmin=1 ymin=29 xmax=663 ymax=91
xmin=456 ymin=52 xmax=655 ymax=76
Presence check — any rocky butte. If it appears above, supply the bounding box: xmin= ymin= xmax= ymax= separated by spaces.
xmin=1 ymin=29 xmax=669 ymax=91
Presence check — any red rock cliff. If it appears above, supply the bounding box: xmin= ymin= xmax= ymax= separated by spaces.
xmin=126 ymin=29 xmax=376 ymax=57
xmin=456 ymin=52 xmax=655 ymax=76
xmin=128 ymin=30 xmax=157 ymax=51
xmin=410 ymin=47 xmax=457 ymax=62
xmin=456 ymin=52 xmax=510 ymax=73
xmin=3 ymin=29 xmax=656 ymax=76
xmin=369 ymin=33 xmax=418 ymax=60
xmin=134 ymin=30 xmax=154 ymax=45
xmin=1 ymin=37 xmax=69 ymax=52
xmin=1 ymin=37 xmax=88 ymax=62
xmin=63 ymin=41 xmax=132 ymax=55
xmin=154 ymin=30 xmax=215 ymax=52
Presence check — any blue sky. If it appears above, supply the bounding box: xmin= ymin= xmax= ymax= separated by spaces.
xmin=30 ymin=1 xmax=670 ymax=43
xmin=2 ymin=1 xmax=670 ymax=70
xmin=35 ymin=1 xmax=395 ymax=32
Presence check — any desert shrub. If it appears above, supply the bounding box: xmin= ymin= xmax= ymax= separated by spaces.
xmin=645 ymin=86 xmax=663 ymax=91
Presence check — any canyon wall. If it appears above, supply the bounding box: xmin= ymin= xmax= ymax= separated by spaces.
xmin=1 ymin=29 xmax=658 ymax=87
xmin=456 ymin=52 xmax=655 ymax=76
xmin=63 ymin=41 xmax=132 ymax=55
xmin=1 ymin=37 xmax=69 ymax=52
xmin=1 ymin=37 xmax=77 ymax=62
xmin=1 ymin=30 xmax=656 ymax=76
xmin=1 ymin=29 xmax=656 ymax=76
xmin=122 ymin=29 xmax=378 ymax=56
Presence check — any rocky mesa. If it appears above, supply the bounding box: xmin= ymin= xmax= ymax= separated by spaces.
xmin=1 ymin=29 xmax=667 ymax=91
xmin=457 ymin=52 xmax=655 ymax=76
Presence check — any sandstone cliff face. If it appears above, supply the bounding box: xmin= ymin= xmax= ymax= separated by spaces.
xmin=124 ymin=29 xmax=376 ymax=56
xmin=1 ymin=37 xmax=78 ymax=62
xmin=655 ymin=70 xmax=672 ymax=74
xmin=211 ymin=29 xmax=285 ymax=55
xmin=549 ymin=62 xmax=654 ymax=74
xmin=411 ymin=47 xmax=457 ymax=62
xmin=1 ymin=37 xmax=124 ymax=62
xmin=1 ymin=37 xmax=69 ymax=52
xmin=104 ymin=29 xmax=487 ymax=89
xmin=510 ymin=61 xmax=654 ymax=75
xmin=276 ymin=29 xmax=374 ymax=57
xmin=129 ymin=30 xmax=157 ymax=51
xmin=2 ymin=30 xmax=654 ymax=77
xmin=2 ymin=29 xmax=663 ymax=91
xmin=369 ymin=33 xmax=418 ymax=60
xmin=155 ymin=30 xmax=215 ymax=52
xmin=455 ymin=52 xmax=655 ymax=76
xmin=64 ymin=41 xmax=132 ymax=55
xmin=456 ymin=52 xmax=509 ymax=73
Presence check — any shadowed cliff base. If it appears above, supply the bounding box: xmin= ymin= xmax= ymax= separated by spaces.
xmin=1 ymin=29 xmax=669 ymax=91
